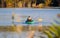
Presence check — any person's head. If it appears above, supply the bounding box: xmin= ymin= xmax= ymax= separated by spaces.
xmin=28 ymin=16 xmax=32 ymax=20
xmin=28 ymin=16 xmax=30 ymax=17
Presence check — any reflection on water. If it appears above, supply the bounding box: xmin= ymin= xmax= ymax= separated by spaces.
xmin=0 ymin=24 xmax=48 ymax=38
xmin=0 ymin=32 xmax=24 ymax=38
xmin=0 ymin=31 xmax=48 ymax=38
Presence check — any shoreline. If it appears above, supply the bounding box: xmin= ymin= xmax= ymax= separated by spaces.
xmin=0 ymin=25 xmax=59 ymax=32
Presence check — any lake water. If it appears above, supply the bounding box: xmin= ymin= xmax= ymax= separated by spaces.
xmin=0 ymin=32 xmax=28 ymax=38
xmin=0 ymin=8 xmax=60 ymax=26
xmin=0 ymin=31 xmax=48 ymax=38
xmin=0 ymin=8 xmax=60 ymax=38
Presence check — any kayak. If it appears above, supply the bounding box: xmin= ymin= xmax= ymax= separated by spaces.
xmin=25 ymin=20 xmax=34 ymax=24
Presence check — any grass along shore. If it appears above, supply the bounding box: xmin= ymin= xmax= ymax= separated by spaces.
xmin=0 ymin=25 xmax=60 ymax=38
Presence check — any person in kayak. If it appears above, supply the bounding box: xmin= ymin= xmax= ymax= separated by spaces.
xmin=26 ymin=16 xmax=33 ymax=22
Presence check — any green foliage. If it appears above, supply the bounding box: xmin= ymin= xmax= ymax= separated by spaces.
xmin=44 ymin=30 xmax=53 ymax=38
xmin=44 ymin=24 xmax=60 ymax=38
xmin=6 ymin=0 xmax=13 ymax=3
